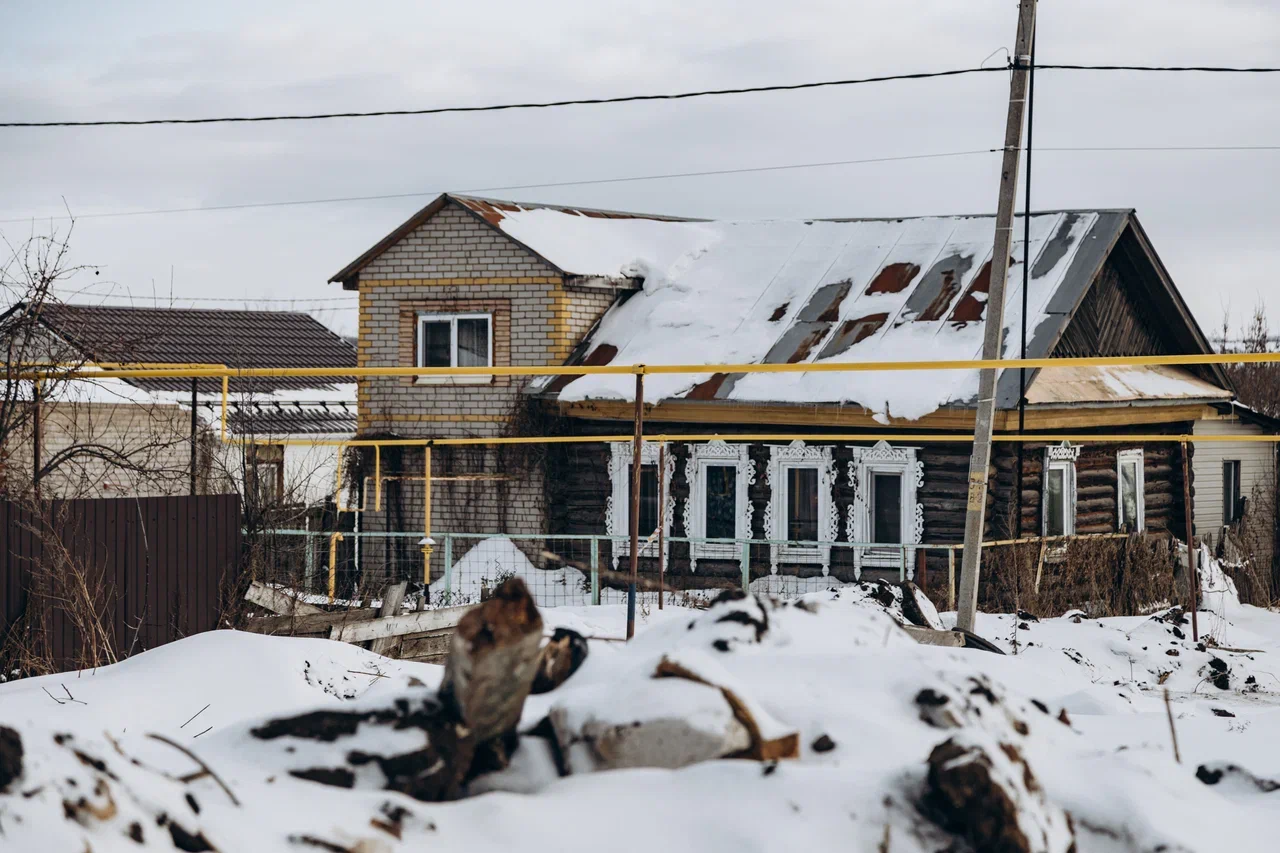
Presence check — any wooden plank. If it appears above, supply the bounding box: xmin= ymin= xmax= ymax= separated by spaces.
xmin=245 ymin=581 xmax=324 ymax=616
xmin=901 ymin=626 xmax=966 ymax=647
xmin=329 ymin=604 xmax=472 ymax=644
xmin=244 ymin=607 xmax=379 ymax=635
xmin=370 ymin=581 xmax=409 ymax=655
xmin=397 ymin=629 xmax=453 ymax=661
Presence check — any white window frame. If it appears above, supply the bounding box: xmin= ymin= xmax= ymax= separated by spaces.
xmin=415 ymin=312 xmax=493 ymax=384
xmin=1042 ymin=442 xmax=1080 ymax=537
xmin=845 ymin=441 xmax=924 ymax=577
xmin=1116 ymin=448 xmax=1145 ymax=531
xmin=684 ymin=441 xmax=755 ymax=571
xmin=763 ymin=441 xmax=838 ymax=575
xmin=606 ymin=441 xmax=673 ymax=570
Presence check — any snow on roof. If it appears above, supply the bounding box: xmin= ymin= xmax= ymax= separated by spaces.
xmin=1025 ymin=365 xmax=1231 ymax=406
xmin=503 ymin=205 xmax=1126 ymax=422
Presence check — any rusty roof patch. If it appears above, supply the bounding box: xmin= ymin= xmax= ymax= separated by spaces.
xmin=947 ymin=259 xmax=993 ymax=326
xmin=545 ymin=343 xmax=618 ymax=394
xmin=899 ymin=253 xmax=974 ymax=323
xmin=760 ymin=280 xmax=853 ymax=364
xmin=865 ymin=262 xmax=921 ymax=295
xmin=768 ymin=302 xmax=790 ymax=322
xmin=817 ymin=312 xmax=889 ymax=359
xmin=687 ymin=372 xmax=730 ymax=400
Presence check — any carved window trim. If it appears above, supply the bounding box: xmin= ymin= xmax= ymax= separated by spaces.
xmin=606 ymin=441 xmax=674 ymax=570
xmin=1042 ymin=441 xmax=1079 ymax=537
xmin=1116 ymin=448 xmax=1145 ymax=532
xmin=763 ymin=441 xmax=838 ymax=574
xmin=683 ymin=442 xmax=755 ymax=571
xmin=844 ymin=441 xmax=924 ymax=577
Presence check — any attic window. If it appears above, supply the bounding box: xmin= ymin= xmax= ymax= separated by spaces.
xmin=416 ymin=313 xmax=491 ymax=384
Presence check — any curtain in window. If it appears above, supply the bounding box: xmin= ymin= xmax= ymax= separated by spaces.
xmin=872 ymin=473 xmax=903 ymax=543
xmin=786 ymin=467 xmax=819 ymax=541
xmin=457 ymin=318 xmax=489 ymax=367
xmin=704 ymin=464 xmax=737 ymax=539
xmin=1045 ymin=468 xmax=1066 ymax=536
xmin=1120 ymin=460 xmax=1138 ymax=528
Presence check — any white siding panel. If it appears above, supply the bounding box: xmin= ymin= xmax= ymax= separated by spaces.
xmin=1191 ymin=417 xmax=1276 ymax=536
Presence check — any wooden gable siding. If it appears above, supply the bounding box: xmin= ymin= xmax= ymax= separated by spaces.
xmin=1052 ymin=255 xmax=1169 ymax=361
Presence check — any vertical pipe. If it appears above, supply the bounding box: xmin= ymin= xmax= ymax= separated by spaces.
xmin=32 ymin=379 xmax=41 ymax=499
xmin=657 ymin=442 xmax=665 ymax=610
xmin=741 ymin=540 xmax=750 ymax=593
xmin=590 ymin=537 xmax=600 ymax=606
xmin=627 ymin=372 xmax=644 ymax=641
xmin=423 ymin=446 xmax=432 ymax=595
xmin=189 ymin=378 xmax=198 ymax=495
xmin=1180 ymin=440 xmax=1200 ymax=641
xmin=328 ymin=532 xmax=344 ymax=603
xmin=219 ymin=375 xmax=229 ymax=443
xmin=442 ymin=533 xmax=453 ymax=602
xmin=374 ymin=445 xmax=383 ymax=511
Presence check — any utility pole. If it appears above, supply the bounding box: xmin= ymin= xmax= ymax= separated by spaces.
xmin=955 ymin=0 xmax=1038 ymax=633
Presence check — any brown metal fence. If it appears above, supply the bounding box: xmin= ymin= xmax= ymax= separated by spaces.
xmin=0 ymin=494 xmax=242 ymax=671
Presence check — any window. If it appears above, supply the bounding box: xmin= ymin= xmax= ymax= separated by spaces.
xmin=606 ymin=441 xmax=673 ymax=569
xmin=1223 ymin=460 xmax=1243 ymax=525
xmin=416 ymin=313 xmax=492 ymax=383
xmin=684 ymin=442 xmax=754 ymax=570
xmin=845 ymin=441 xmax=923 ymax=575
xmin=1117 ymin=449 xmax=1145 ymax=531
xmin=249 ymin=443 xmax=285 ymax=505
xmin=1042 ymin=442 xmax=1079 ymax=537
xmin=765 ymin=441 xmax=836 ymax=574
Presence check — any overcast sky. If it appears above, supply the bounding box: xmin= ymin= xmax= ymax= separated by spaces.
xmin=2 ymin=0 xmax=1277 ymax=341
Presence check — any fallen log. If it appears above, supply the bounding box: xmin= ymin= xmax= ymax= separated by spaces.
xmin=329 ymin=604 xmax=473 ymax=644
xmin=244 ymin=581 xmax=323 ymax=616
xmin=243 ymin=607 xmax=379 ymax=636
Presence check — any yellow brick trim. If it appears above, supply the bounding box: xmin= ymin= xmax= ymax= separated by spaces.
xmin=365 ymin=414 xmax=511 ymax=424
xmin=548 ymin=280 xmax=573 ymax=360
xmin=358 ymin=276 xmax=560 ymax=287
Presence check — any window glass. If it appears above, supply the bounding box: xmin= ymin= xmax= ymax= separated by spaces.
xmin=786 ymin=467 xmax=819 ymax=541
xmin=629 ymin=465 xmax=660 ymax=535
xmin=1223 ymin=460 xmax=1241 ymax=524
xmin=704 ymin=464 xmax=737 ymax=539
xmin=456 ymin=318 xmax=490 ymax=367
xmin=1120 ymin=460 xmax=1138 ymax=528
xmin=872 ymin=473 xmax=903 ymax=543
xmin=1045 ymin=467 xmax=1065 ymax=536
xmin=420 ymin=320 xmax=451 ymax=367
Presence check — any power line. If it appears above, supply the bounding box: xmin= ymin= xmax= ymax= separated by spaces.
xmin=0 ymin=149 xmax=999 ymax=223
xmin=8 ymin=143 xmax=1280 ymax=225
xmin=0 ymin=66 xmax=1003 ymax=128
xmin=3 ymin=62 xmax=1279 ymax=130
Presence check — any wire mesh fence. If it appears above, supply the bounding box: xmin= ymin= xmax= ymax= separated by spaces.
xmin=249 ymin=529 xmax=971 ymax=610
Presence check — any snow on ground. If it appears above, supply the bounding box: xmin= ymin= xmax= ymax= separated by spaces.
xmin=1 ymin=556 xmax=1278 ymax=851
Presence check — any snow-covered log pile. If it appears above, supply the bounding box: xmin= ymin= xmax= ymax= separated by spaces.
xmin=1 ymin=576 xmax=1278 ymax=851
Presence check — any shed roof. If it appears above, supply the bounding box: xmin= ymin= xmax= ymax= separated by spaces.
xmin=20 ymin=303 xmax=356 ymax=394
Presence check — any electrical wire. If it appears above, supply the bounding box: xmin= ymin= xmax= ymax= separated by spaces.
xmin=0 ymin=149 xmax=999 ymax=223
xmin=3 ymin=62 xmax=1278 ymax=130
xmin=0 ymin=66 xmax=1003 ymax=128
xmin=8 ymin=142 xmax=1280 ymax=225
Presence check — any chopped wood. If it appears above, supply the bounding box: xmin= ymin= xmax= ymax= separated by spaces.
xmin=531 ymin=628 xmax=589 ymax=695
xmin=244 ymin=581 xmax=323 ymax=616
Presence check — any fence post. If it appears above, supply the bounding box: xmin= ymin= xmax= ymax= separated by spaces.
xmin=947 ymin=549 xmax=956 ymax=611
xmin=900 ymin=545 xmax=907 ymax=583
xmin=741 ymin=540 xmax=750 ymax=592
xmin=590 ymin=537 xmax=600 ymax=605
xmin=442 ymin=533 xmax=453 ymax=602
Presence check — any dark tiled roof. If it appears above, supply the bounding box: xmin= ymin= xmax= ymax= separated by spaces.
xmin=30 ymin=303 xmax=356 ymax=393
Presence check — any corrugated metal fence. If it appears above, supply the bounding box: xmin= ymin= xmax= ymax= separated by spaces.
xmin=0 ymin=494 xmax=242 ymax=671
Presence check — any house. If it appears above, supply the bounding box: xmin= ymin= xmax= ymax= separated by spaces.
xmin=0 ymin=304 xmax=356 ymax=507
xmin=333 ymin=194 xmax=1275 ymax=590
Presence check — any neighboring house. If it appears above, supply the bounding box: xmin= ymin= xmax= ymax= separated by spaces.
xmin=334 ymin=194 xmax=1265 ymax=587
xmin=0 ymin=304 xmax=356 ymax=506
xmin=1191 ymin=402 xmax=1279 ymax=570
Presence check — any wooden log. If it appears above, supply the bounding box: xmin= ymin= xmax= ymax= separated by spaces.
xmin=331 ymin=603 xmax=473 ymax=644
xmin=245 ymin=581 xmax=322 ymax=616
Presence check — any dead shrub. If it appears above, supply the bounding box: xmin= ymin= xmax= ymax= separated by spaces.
xmin=980 ymin=534 xmax=1178 ymax=617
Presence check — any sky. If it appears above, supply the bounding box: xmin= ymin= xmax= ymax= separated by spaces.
xmin=1 ymin=0 xmax=1278 ymax=342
